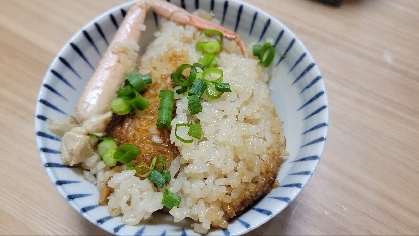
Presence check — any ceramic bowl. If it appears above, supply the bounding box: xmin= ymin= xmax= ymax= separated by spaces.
xmin=35 ymin=0 xmax=328 ymax=235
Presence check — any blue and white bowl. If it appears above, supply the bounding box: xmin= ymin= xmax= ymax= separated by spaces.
xmin=35 ymin=0 xmax=328 ymax=235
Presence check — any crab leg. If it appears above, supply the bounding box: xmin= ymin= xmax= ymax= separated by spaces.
xmin=76 ymin=2 xmax=147 ymax=130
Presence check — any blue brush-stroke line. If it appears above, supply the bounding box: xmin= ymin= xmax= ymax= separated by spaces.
xmin=237 ymin=219 xmax=251 ymax=229
xmin=55 ymin=180 xmax=80 ymax=185
xmin=36 ymin=115 xmax=48 ymax=121
xmin=40 ymin=148 xmax=61 ymax=154
xmin=39 ymin=99 xmax=67 ymax=115
xmin=300 ymin=75 xmax=322 ymax=94
xmin=274 ymin=30 xmax=284 ymax=47
xmin=97 ymin=215 xmax=113 ymax=225
xmin=134 ymin=226 xmax=146 ymax=236
xmin=83 ymin=30 xmax=100 ymax=56
xmin=298 ymin=91 xmax=325 ymax=111
xmin=50 ymin=69 xmax=75 ymax=90
xmin=81 ymin=205 xmax=99 ymax=213
xmin=303 ymin=105 xmax=327 ymax=120
xmin=113 ymin=224 xmax=125 ymax=233
xmin=258 ymin=18 xmax=271 ymax=42
xmin=44 ymin=162 xmax=77 ymax=168
xmin=276 ymin=38 xmax=295 ymax=66
xmin=36 ymin=131 xmax=61 ymax=141
xmin=223 ymin=228 xmax=230 ymax=236
xmin=234 ymin=5 xmax=243 ymax=32
xmin=293 ymin=155 xmax=319 ymax=162
xmin=301 ymin=137 xmax=326 ymax=148
xmin=95 ymin=22 xmax=109 ymax=46
xmin=67 ymin=193 xmax=91 ymax=201
xmin=181 ymin=228 xmax=187 ymax=236
xmin=302 ymin=123 xmax=328 ymax=135
xmin=253 ymin=207 xmax=272 ymax=216
xmin=58 ymin=57 xmax=81 ymax=79
xmin=269 ymin=196 xmax=291 ymax=203
xmin=290 ymin=171 xmax=312 ymax=175
xmin=280 ymin=183 xmax=303 ymax=188
xmin=289 ymin=53 xmax=306 ymax=73
xmin=70 ymin=43 xmax=94 ymax=70
xmin=249 ymin=12 xmax=257 ymax=36
xmin=110 ymin=13 xmax=118 ymax=29
xmin=222 ymin=1 xmax=228 ymax=25
xmin=292 ymin=63 xmax=315 ymax=85
xmin=160 ymin=230 xmax=166 ymax=236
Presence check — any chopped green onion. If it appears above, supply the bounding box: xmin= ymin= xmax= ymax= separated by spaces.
xmin=200 ymin=29 xmax=224 ymax=48
xmin=176 ymin=86 xmax=188 ymax=94
xmin=188 ymin=78 xmax=207 ymax=98
xmin=198 ymin=53 xmax=215 ymax=66
xmin=88 ymin=133 xmax=117 ymax=142
xmin=171 ymin=64 xmax=197 ymax=87
xmin=102 ymin=149 xmax=117 ymax=167
xmin=116 ymin=85 xmax=136 ymax=98
xmin=207 ymin=57 xmax=219 ymax=68
xmin=162 ymin=189 xmax=181 ymax=209
xmin=126 ymin=70 xmax=147 ymax=92
xmin=203 ymin=67 xmax=223 ymax=83
xmin=196 ymin=41 xmax=221 ymax=54
xmin=110 ymin=97 xmax=132 ymax=115
xmin=127 ymin=93 xmax=149 ymax=110
xmin=157 ymin=90 xmax=175 ymax=130
xmin=126 ymin=162 xmax=146 ymax=173
xmin=188 ymin=94 xmax=202 ymax=115
xmin=175 ymin=122 xmax=202 ymax=143
xmin=97 ymin=139 xmax=118 ymax=157
xmin=205 ymin=83 xmax=223 ymax=99
xmin=188 ymin=123 xmax=202 ymax=139
xmin=253 ymin=42 xmax=275 ymax=67
xmin=113 ymin=144 xmax=140 ymax=164
xmin=215 ymin=82 xmax=232 ymax=92
xmin=147 ymin=169 xmax=167 ymax=187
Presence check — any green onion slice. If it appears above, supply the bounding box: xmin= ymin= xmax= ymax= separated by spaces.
xmin=125 ymin=70 xmax=147 ymax=92
xmin=110 ymin=97 xmax=132 ymax=115
xmin=188 ymin=78 xmax=207 ymax=98
xmin=253 ymin=42 xmax=275 ymax=67
xmin=157 ymin=90 xmax=175 ymax=130
xmin=205 ymin=83 xmax=223 ymax=99
xmin=200 ymin=29 xmax=224 ymax=48
xmin=175 ymin=122 xmax=202 ymax=143
xmin=203 ymin=67 xmax=223 ymax=83
xmin=113 ymin=144 xmax=140 ymax=164
xmin=97 ymin=139 xmax=118 ymax=157
xmin=147 ymin=169 xmax=166 ymax=187
xmin=215 ymin=82 xmax=232 ymax=92
xmin=88 ymin=133 xmax=117 ymax=142
xmin=128 ymin=93 xmax=149 ymax=111
xmin=187 ymin=94 xmax=202 ymax=115
xmin=198 ymin=53 xmax=215 ymax=66
xmin=171 ymin=64 xmax=197 ymax=87
xmin=102 ymin=149 xmax=117 ymax=167
xmin=196 ymin=41 xmax=221 ymax=54
xmin=162 ymin=189 xmax=181 ymax=209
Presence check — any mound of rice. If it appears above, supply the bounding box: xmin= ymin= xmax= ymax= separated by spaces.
xmin=76 ymin=18 xmax=286 ymax=233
